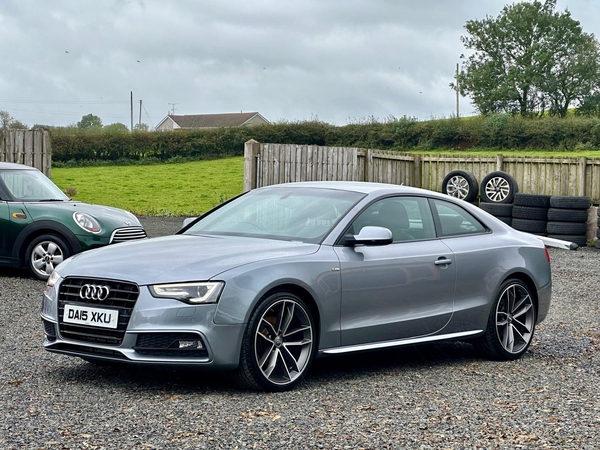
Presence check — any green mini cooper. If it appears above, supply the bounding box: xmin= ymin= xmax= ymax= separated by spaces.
xmin=0 ymin=162 xmax=147 ymax=280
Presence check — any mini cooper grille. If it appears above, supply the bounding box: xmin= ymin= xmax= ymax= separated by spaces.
xmin=110 ymin=227 xmax=147 ymax=244
xmin=134 ymin=333 xmax=208 ymax=358
xmin=58 ymin=277 xmax=139 ymax=346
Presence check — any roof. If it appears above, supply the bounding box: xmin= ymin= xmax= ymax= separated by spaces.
xmin=0 ymin=162 xmax=38 ymax=170
xmin=263 ymin=181 xmax=432 ymax=196
xmin=165 ymin=112 xmax=267 ymax=128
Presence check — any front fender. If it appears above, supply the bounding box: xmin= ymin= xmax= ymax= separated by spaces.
xmin=13 ymin=221 xmax=82 ymax=261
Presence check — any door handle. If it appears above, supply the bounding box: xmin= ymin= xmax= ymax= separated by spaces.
xmin=434 ymin=258 xmax=452 ymax=266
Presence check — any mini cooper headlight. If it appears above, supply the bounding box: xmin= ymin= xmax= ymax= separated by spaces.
xmin=73 ymin=212 xmax=102 ymax=233
xmin=149 ymin=281 xmax=224 ymax=304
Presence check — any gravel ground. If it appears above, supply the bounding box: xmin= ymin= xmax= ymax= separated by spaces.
xmin=1 ymin=218 xmax=599 ymax=449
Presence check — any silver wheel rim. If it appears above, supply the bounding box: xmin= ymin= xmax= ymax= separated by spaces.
xmin=484 ymin=177 xmax=511 ymax=202
xmin=254 ymin=298 xmax=313 ymax=386
xmin=31 ymin=240 xmax=64 ymax=277
xmin=495 ymin=283 xmax=535 ymax=354
xmin=446 ymin=175 xmax=470 ymax=200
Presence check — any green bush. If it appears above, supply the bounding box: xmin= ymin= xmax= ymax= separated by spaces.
xmin=50 ymin=116 xmax=600 ymax=165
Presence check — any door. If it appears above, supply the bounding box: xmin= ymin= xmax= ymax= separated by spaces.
xmin=334 ymin=196 xmax=456 ymax=346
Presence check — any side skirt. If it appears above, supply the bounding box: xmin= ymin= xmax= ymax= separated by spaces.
xmin=321 ymin=330 xmax=482 ymax=355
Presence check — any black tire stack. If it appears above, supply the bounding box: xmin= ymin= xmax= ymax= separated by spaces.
xmin=479 ymin=202 xmax=513 ymax=226
xmin=546 ymin=196 xmax=591 ymax=247
xmin=510 ymin=193 xmax=551 ymax=235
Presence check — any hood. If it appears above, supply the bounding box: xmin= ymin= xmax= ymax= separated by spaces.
xmin=24 ymin=201 xmax=141 ymax=228
xmin=56 ymin=234 xmax=320 ymax=285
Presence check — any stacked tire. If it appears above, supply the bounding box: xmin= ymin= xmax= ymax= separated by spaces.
xmin=477 ymin=171 xmax=519 ymax=225
xmin=510 ymin=193 xmax=551 ymax=236
xmin=546 ymin=196 xmax=591 ymax=247
xmin=479 ymin=202 xmax=513 ymax=226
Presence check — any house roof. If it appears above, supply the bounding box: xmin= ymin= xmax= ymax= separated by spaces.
xmin=167 ymin=112 xmax=266 ymax=128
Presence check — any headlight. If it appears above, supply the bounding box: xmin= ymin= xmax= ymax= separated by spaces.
xmin=73 ymin=212 xmax=102 ymax=233
xmin=46 ymin=270 xmax=62 ymax=288
xmin=149 ymin=281 xmax=224 ymax=304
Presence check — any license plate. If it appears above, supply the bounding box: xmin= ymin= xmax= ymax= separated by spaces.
xmin=63 ymin=304 xmax=119 ymax=329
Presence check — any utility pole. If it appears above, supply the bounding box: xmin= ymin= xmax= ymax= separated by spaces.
xmin=455 ymin=63 xmax=460 ymax=118
xmin=139 ymin=100 xmax=142 ymax=128
xmin=130 ymin=91 xmax=134 ymax=131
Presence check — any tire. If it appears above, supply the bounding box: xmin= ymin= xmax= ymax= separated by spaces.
xmin=547 ymin=208 xmax=588 ymax=223
xmin=548 ymin=234 xmax=589 ymax=247
xmin=512 ymin=206 xmax=548 ymax=221
xmin=513 ymin=193 xmax=551 ymax=208
xmin=475 ymin=279 xmax=536 ymax=360
xmin=549 ymin=196 xmax=591 ymax=210
xmin=480 ymin=171 xmax=518 ymax=204
xmin=441 ymin=170 xmax=479 ymax=202
xmin=25 ymin=234 xmax=71 ymax=281
xmin=546 ymin=221 xmax=587 ymax=235
xmin=234 ymin=291 xmax=317 ymax=392
xmin=496 ymin=216 xmax=512 ymax=226
xmin=479 ymin=202 xmax=513 ymax=217
xmin=511 ymin=218 xmax=547 ymax=233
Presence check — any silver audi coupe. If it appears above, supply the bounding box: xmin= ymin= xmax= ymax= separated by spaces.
xmin=41 ymin=182 xmax=552 ymax=391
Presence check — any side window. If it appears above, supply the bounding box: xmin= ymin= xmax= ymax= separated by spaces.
xmin=432 ymin=199 xmax=487 ymax=237
xmin=351 ymin=196 xmax=436 ymax=242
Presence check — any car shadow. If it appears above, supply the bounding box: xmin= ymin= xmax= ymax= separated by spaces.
xmin=48 ymin=341 xmax=484 ymax=394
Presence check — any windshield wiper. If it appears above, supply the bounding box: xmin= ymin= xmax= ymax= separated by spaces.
xmin=37 ymin=199 xmax=67 ymax=202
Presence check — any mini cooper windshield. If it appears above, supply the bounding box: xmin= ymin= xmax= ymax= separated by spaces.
xmin=184 ymin=186 xmax=364 ymax=243
xmin=0 ymin=169 xmax=69 ymax=202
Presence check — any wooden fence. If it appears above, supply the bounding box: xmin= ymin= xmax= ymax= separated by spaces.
xmin=0 ymin=129 xmax=52 ymax=176
xmin=243 ymin=140 xmax=600 ymax=203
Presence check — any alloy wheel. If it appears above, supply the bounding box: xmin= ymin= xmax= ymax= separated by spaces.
xmin=31 ymin=240 xmax=64 ymax=278
xmin=254 ymin=298 xmax=314 ymax=386
xmin=495 ymin=282 xmax=535 ymax=354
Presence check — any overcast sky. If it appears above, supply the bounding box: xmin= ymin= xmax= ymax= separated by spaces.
xmin=0 ymin=0 xmax=598 ymax=129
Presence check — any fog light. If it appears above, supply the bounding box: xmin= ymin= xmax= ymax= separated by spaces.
xmin=178 ymin=340 xmax=203 ymax=349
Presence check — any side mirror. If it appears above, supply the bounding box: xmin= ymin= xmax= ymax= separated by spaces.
xmin=344 ymin=226 xmax=393 ymax=246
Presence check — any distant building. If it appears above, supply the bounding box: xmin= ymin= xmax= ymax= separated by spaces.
xmin=155 ymin=112 xmax=269 ymax=131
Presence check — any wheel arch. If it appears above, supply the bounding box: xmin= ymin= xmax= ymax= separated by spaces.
xmin=257 ymin=283 xmax=322 ymax=343
xmin=14 ymin=221 xmax=81 ymax=264
xmin=501 ymin=271 xmax=539 ymax=319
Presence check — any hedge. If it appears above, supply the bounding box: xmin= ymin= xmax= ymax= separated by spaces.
xmin=50 ymin=115 xmax=600 ymax=165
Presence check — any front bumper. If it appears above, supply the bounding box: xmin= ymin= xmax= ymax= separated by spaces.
xmin=41 ymin=283 xmax=245 ymax=370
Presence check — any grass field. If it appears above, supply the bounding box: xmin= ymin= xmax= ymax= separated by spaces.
xmin=51 ymin=157 xmax=244 ymax=216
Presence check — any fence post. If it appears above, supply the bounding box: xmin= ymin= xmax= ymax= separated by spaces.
xmin=244 ymin=139 xmax=260 ymax=192
xmin=578 ymin=157 xmax=587 ymax=197
xmin=413 ymin=154 xmax=422 ymax=188
xmin=496 ymin=154 xmax=504 ymax=171
xmin=364 ymin=149 xmax=373 ymax=182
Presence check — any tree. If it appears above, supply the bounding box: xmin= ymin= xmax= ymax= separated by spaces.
xmin=103 ymin=122 xmax=129 ymax=133
xmin=0 ymin=110 xmax=28 ymax=129
xmin=77 ymin=114 xmax=103 ymax=130
xmin=133 ymin=123 xmax=150 ymax=132
xmin=456 ymin=0 xmax=600 ymax=117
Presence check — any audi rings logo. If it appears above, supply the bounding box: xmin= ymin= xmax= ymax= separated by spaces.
xmin=80 ymin=284 xmax=111 ymax=301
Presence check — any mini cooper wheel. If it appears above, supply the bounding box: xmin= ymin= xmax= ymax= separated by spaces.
xmin=441 ymin=170 xmax=479 ymax=202
xmin=476 ymin=279 xmax=536 ymax=360
xmin=25 ymin=234 xmax=71 ymax=280
xmin=235 ymin=292 xmax=316 ymax=391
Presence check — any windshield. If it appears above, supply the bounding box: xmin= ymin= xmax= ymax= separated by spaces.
xmin=0 ymin=169 xmax=69 ymax=202
xmin=185 ymin=186 xmax=364 ymax=243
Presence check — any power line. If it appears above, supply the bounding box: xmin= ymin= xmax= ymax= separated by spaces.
xmin=0 ymin=99 xmax=128 ymax=105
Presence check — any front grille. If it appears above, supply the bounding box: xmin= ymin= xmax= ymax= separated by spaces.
xmin=134 ymin=332 xmax=208 ymax=358
xmin=110 ymin=227 xmax=147 ymax=244
xmin=42 ymin=319 xmax=56 ymax=342
xmin=58 ymin=277 xmax=139 ymax=346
